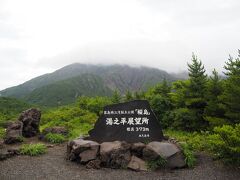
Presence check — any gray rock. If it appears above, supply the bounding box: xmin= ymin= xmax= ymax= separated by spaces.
xmin=86 ymin=159 xmax=101 ymax=169
xmin=0 ymin=148 xmax=20 ymax=161
xmin=4 ymin=121 xmax=23 ymax=144
xmin=18 ymin=108 xmax=41 ymax=137
xmin=143 ymin=142 xmax=180 ymax=160
xmin=42 ymin=126 xmax=68 ymax=136
xmin=0 ymin=139 xmax=4 ymax=149
xmin=100 ymin=141 xmax=131 ymax=169
xmin=127 ymin=155 xmax=147 ymax=171
xmin=67 ymin=139 xmax=99 ymax=163
xmin=131 ymin=142 xmax=145 ymax=157
xmin=167 ymin=152 xmax=186 ymax=168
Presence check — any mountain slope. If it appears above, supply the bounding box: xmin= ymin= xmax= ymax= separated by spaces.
xmin=24 ymin=74 xmax=113 ymax=107
xmin=0 ymin=64 xmax=178 ymax=106
xmin=0 ymin=64 xmax=176 ymax=99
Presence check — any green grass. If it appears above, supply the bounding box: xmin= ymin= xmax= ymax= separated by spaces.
xmin=45 ymin=133 xmax=66 ymax=143
xmin=180 ymin=142 xmax=196 ymax=167
xmin=147 ymin=156 xmax=167 ymax=170
xmin=20 ymin=143 xmax=47 ymax=156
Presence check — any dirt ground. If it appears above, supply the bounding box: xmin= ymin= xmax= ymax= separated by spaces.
xmin=0 ymin=140 xmax=240 ymax=180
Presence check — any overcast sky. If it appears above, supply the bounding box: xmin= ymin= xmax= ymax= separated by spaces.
xmin=0 ymin=0 xmax=240 ymax=90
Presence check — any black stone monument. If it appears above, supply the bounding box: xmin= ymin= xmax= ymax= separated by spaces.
xmin=88 ymin=100 xmax=163 ymax=143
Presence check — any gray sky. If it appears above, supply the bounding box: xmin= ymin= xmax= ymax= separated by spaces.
xmin=0 ymin=0 xmax=240 ymax=90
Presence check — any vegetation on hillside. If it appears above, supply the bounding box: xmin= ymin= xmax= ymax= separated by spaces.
xmin=0 ymin=51 xmax=240 ymax=166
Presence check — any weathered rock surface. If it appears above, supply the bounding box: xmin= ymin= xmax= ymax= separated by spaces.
xmin=143 ymin=141 xmax=180 ymax=160
xmin=127 ymin=155 xmax=147 ymax=171
xmin=67 ymin=140 xmax=187 ymax=170
xmin=67 ymin=139 xmax=99 ymax=163
xmin=86 ymin=159 xmax=101 ymax=169
xmin=18 ymin=108 xmax=41 ymax=137
xmin=4 ymin=121 xmax=23 ymax=144
xmin=100 ymin=141 xmax=131 ymax=169
xmin=0 ymin=148 xmax=20 ymax=161
xmin=42 ymin=126 xmax=68 ymax=136
xmin=131 ymin=142 xmax=145 ymax=157
xmin=166 ymin=152 xmax=186 ymax=168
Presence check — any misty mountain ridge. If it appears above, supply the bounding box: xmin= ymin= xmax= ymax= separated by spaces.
xmin=0 ymin=63 xmax=184 ymax=106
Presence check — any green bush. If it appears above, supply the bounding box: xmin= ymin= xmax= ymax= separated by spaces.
xmin=180 ymin=142 xmax=196 ymax=167
xmin=164 ymin=129 xmax=209 ymax=151
xmin=20 ymin=143 xmax=47 ymax=156
xmin=208 ymin=124 xmax=240 ymax=165
xmin=147 ymin=156 xmax=167 ymax=170
xmin=45 ymin=133 xmax=65 ymax=144
xmin=0 ymin=127 xmax=6 ymax=139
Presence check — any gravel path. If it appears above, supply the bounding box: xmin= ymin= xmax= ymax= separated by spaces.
xmin=0 ymin=143 xmax=240 ymax=180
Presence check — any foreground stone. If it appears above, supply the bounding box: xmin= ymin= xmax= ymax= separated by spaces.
xmin=100 ymin=141 xmax=131 ymax=169
xmin=18 ymin=108 xmax=41 ymax=137
xmin=143 ymin=141 xmax=180 ymax=160
xmin=0 ymin=148 xmax=20 ymax=161
xmin=67 ymin=139 xmax=99 ymax=163
xmin=4 ymin=121 xmax=23 ymax=144
xmin=67 ymin=139 xmax=187 ymax=170
xmin=127 ymin=155 xmax=147 ymax=171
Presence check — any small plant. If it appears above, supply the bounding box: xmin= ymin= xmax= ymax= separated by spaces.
xmin=147 ymin=156 xmax=167 ymax=170
xmin=0 ymin=127 xmax=6 ymax=139
xmin=20 ymin=143 xmax=47 ymax=156
xmin=45 ymin=133 xmax=66 ymax=144
xmin=180 ymin=142 xmax=196 ymax=168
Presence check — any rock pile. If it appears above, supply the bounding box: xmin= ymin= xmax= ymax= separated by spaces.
xmin=3 ymin=108 xmax=41 ymax=144
xmin=18 ymin=108 xmax=41 ymax=137
xmin=67 ymin=138 xmax=186 ymax=171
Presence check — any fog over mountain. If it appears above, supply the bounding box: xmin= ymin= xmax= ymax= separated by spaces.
xmin=0 ymin=63 xmax=180 ymax=106
xmin=0 ymin=0 xmax=240 ymax=90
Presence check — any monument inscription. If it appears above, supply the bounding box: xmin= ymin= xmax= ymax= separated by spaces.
xmin=88 ymin=100 xmax=163 ymax=143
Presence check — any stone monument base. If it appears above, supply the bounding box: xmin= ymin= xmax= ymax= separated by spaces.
xmin=66 ymin=137 xmax=186 ymax=171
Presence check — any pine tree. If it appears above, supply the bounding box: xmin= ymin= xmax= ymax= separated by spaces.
xmin=153 ymin=78 xmax=171 ymax=97
xmin=187 ymin=53 xmax=207 ymax=98
xmin=183 ymin=53 xmax=208 ymax=130
xmin=204 ymin=69 xmax=226 ymax=128
xmin=221 ymin=51 xmax=240 ymax=124
xmin=124 ymin=90 xmax=133 ymax=102
xmin=111 ymin=90 xmax=121 ymax=103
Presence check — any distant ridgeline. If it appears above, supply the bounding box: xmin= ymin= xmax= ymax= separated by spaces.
xmin=0 ymin=64 xmax=182 ymax=107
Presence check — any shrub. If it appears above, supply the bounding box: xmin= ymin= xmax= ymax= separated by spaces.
xmin=45 ymin=133 xmax=65 ymax=144
xmin=20 ymin=143 xmax=47 ymax=156
xmin=208 ymin=124 xmax=240 ymax=165
xmin=0 ymin=127 xmax=6 ymax=139
xmin=180 ymin=142 xmax=196 ymax=167
xmin=147 ymin=156 xmax=167 ymax=170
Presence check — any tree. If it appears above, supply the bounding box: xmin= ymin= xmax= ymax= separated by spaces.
xmin=124 ymin=90 xmax=133 ymax=102
xmin=111 ymin=90 xmax=121 ymax=103
xmin=174 ymin=53 xmax=208 ymax=131
xmin=221 ymin=51 xmax=240 ymax=124
xmin=153 ymin=79 xmax=171 ymax=97
xmin=204 ymin=69 xmax=226 ymax=128
xmin=187 ymin=53 xmax=207 ymax=99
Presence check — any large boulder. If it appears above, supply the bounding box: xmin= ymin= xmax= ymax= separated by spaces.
xmin=143 ymin=141 xmax=180 ymax=160
xmin=166 ymin=152 xmax=186 ymax=168
xmin=131 ymin=142 xmax=146 ymax=157
xmin=127 ymin=155 xmax=147 ymax=171
xmin=100 ymin=141 xmax=131 ymax=169
xmin=18 ymin=108 xmax=41 ymax=137
xmin=67 ymin=139 xmax=99 ymax=163
xmin=4 ymin=121 xmax=23 ymax=144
